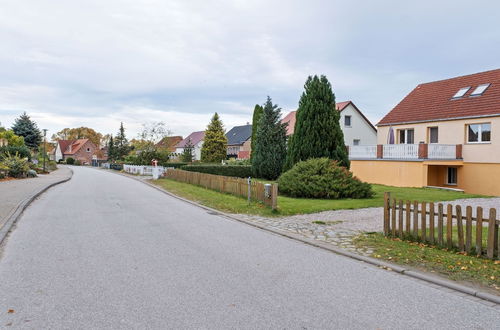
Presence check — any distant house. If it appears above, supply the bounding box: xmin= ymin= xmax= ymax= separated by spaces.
xmin=350 ymin=68 xmax=500 ymax=196
xmin=225 ymin=124 xmax=252 ymax=159
xmin=175 ymin=131 xmax=205 ymax=161
xmin=156 ymin=136 xmax=183 ymax=152
xmin=54 ymin=139 xmax=98 ymax=165
xmin=281 ymin=101 xmax=377 ymax=146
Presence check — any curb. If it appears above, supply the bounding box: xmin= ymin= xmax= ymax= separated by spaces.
xmin=110 ymin=170 xmax=500 ymax=306
xmin=0 ymin=168 xmax=74 ymax=246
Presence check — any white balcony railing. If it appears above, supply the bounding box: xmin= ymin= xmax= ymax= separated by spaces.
xmin=428 ymin=144 xmax=457 ymax=159
xmin=383 ymin=144 xmax=419 ymax=159
xmin=349 ymin=145 xmax=377 ymax=159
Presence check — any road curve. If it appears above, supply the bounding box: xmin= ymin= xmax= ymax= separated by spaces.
xmin=0 ymin=166 xmax=498 ymax=329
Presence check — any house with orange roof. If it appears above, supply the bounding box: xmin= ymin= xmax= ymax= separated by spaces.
xmin=349 ymin=68 xmax=500 ymax=196
xmin=54 ymin=139 xmax=98 ymax=165
xmin=281 ymin=100 xmax=377 ymax=146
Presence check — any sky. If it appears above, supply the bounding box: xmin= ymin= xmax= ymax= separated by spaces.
xmin=0 ymin=0 xmax=499 ymax=140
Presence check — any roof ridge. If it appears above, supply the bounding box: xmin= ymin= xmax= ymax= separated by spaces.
xmin=418 ymin=68 xmax=500 ymax=86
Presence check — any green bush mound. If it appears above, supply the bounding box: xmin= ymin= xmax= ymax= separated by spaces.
xmin=162 ymin=162 xmax=188 ymax=168
xmin=65 ymin=157 xmax=75 ymax=165
xmin=181 ymin=165 xmax=253 ymax=178
xmin=0 ymin=153 xmax=30 ymax=178
xmin=278 ymin=158 xmax=373 ymax=199
xmin=0 ymin=146 xmax=31 ymax=160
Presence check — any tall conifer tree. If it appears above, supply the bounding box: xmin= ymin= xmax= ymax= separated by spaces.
xmin=285 ymin=75 xmax=349 ymax=169
xmin=11 ymin=112 xmax=42 ymax=150
xmin=181 ymin=138 xmax=194 ymax=162
xmin=250 ymin=104 xmax=263 ymax=160
xmin=252 ymin=97 xmax=288 ymax=180
xmin=201 ymin=113 xmax=227 ymax=163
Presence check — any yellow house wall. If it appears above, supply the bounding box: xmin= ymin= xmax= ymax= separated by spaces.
xmin=350 ymin=160 xmax=426 ymax=187
xmin=377 ymin=116 xmax=500 ymax=163
xmin=459 ymin=163 xmax=500 ymax=196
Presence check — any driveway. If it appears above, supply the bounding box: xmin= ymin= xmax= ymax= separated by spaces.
xmin=0 ymin=166 xmax=498 ymax=329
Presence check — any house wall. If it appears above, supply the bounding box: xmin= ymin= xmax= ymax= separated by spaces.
xmin=194 ymin=141 xmax=203 ymax=161
xmin=341 ymin=104 xmax=377 ymax=146
xmin=351 ymin=160 xmax=427 ymax=187
xmin=55 ymin=144 xmax=63 ymax=161
xmin=240 ymin=140 xmax=251 ymax=152
xmin=377 ymin=116 xmax=500 ymax=163
xmin=65 ymin=141 xmax=97 ymax=165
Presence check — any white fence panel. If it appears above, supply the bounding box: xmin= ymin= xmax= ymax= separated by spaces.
xmin=383 ymin=144 xmax=419 ymax=159
xmin=349 ymin=145 xmax=377 ymax=159
xmin=428 ymin=144 xmax=456 ymax=159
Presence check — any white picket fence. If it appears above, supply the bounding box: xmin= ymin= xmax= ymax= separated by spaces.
xmin=383 ymin=144 xmax=419 ymax=159
xmin=123 ymin=164 xmax=168 ymax=177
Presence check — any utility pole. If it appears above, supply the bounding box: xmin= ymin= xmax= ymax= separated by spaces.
xmin=43 ymin=129 xmax=47 ymax=172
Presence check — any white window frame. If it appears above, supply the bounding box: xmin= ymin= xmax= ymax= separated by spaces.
xmin=446 ymin=167 xmax=457 ymax=185
xmin=398 ymin=129 xmax=414 ymax=144
xmin=428 ymin=127 xmax=438 ymax=144
xmin=467 ymin=123 xmax=491 ymax=144
xmin=344 ymin=115 xmax=352 ymax=127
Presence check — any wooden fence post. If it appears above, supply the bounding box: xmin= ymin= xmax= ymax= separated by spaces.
xmin=383 ymin=192 xmax=390 ymax=236
xmin=476 ymin=207 xmax=483 ymax=256
xmin=447 ymin=204 xmax=453 ymax=249
xmin=429 ymin=202 xmax=435 ymax=244
xmin=437 ymin=203 xmax=444 ymax=246
xmin=421 ymin=202 xmax=427 ymax=241
xmin=398 ymin=200 xmax=403 ymax=237
xmin=465 ymin=206 xmax=472 ymax=254
xmin=271 ymin=183 xmax=278 ymax=211
xmin=487 ymin=208 xmax=497 ymax=259
xmin=391 ymin=198 xmax=397 ymax=236
xmin=405 ymin=201 xmax=411 ymax=236
xmin=456 ymin=205 xmax=464 ymax=252
xmin=413 ymin=201 xmax=418 ymax=238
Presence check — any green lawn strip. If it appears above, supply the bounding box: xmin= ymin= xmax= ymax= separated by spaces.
xmin=353 ymin=232 xmax=500 ymax=292
xmin=153 ymin=178 xmax=485 ymax=217
xmin=152 ymin=178 xmax=277 ymax=216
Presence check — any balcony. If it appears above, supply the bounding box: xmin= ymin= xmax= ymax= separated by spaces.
xmin=348 ymin=144 xmax=462 ymax=161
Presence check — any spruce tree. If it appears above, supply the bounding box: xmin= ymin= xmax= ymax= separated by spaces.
xmin=252 ymin=97 xmax=288 ymax=180
xmin=108 ymin=136 xmax=115 ymax=162
xmin=181 ymin=138 xmax=194 ymax=162
xmin=114 ymin=122 xmax=131 ymax=160
xmin=201 ymin=113 xmax=227 ymax=163
xmin=250 ymin=104 xmax=263 ymax=160
xmin=285 ymin=75 xmax=349 ymax=169
xmin=11 ymin=112 xmax=42 ymax=150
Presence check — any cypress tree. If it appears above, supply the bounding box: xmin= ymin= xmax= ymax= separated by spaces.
xmin=252 ymin=96 xmax=288 ymax=180
xmin=181 ymin=138 xmax=194 ymax=162
xmin=201 ymin=113 xmax=227 ymax=163
xmin=285 ymin=75 xmax=349 ymax=169
xmin=250 ymin=104 xmax=263 ymax=160
xmin=11 ymin=112 xmax=42 ymax=150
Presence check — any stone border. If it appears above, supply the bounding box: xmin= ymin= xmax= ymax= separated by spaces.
xmin=0 ymin=168 xmax=74 ymax=246
xmin=108 ymin=170 xmax=500 ymax=305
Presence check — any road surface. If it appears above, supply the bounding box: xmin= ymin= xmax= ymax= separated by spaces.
xmin=0 ymin=166 xmax=498 ymax=329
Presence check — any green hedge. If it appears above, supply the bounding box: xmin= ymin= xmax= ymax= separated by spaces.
xmin=180 ymin=165 xmax=253 ymax=178
xmin=161 ymin=162 xmax=188 ymax=168
xmin=0 ymin=146 xmax=31 ymax=160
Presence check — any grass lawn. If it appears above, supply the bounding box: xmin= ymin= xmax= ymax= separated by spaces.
xmin=153 ymin=178 xmax=484 ymax=217
xmin=354 ymin=233 xmax=500 ymax=293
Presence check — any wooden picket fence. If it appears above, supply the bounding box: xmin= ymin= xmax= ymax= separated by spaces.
xmin=164 ymin=169 xmax=278 ymax=210
xmin=383 ymin=193 xmax=500 ymax=259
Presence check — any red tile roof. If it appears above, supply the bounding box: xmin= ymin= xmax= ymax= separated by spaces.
xmin=280 ymin=100 xmax=374 ymax=135
xmin=175 ymin=131 xmax=205 ymax=148
xmin=378 ymin=69 xmax=500 ymax=126
xmin=156 ymin=136 xmax=183 ymax=152
xmin=63 ymin=139 xmax=90 ymax=155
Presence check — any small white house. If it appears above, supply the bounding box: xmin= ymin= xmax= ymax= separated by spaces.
xmin=281 ymin=100 xmax=377 ymax=146
xmin=174 ymin=131 xmax=205 ymax=161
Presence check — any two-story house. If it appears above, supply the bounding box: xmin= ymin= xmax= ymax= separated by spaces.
xmin=54 ymin=139 xmax=98 ymax=165
xmin=349 ymin=69 xmax=500 ymax=196
xmin=174 ymin=131 xmax=205 ymax=161
xmin=225 ymin=124 xmax=252 ymax=159
xmin=281 ymin=100 xmax=377 ymax=146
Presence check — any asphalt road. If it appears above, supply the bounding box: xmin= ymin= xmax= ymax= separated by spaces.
xmin=0 ymin=166 xmax=498 ymax=329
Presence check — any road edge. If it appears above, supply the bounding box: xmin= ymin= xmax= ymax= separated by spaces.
xmin=109 ymin=170 xmax=500 ymax=305
xmin=0 ymin=167 xmax=74 ymax=246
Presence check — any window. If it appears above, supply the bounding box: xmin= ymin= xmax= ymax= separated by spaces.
xmin=447 ymin=167 xmax=457 ymax=185
xmin=353 ymin=139 xmax=360 ymax=146
xmin=344 ymin=115 xmax=352 ymax=127
xmin=399 ymin=129 xmax=414 ymax=144
xmin=467 ymin=123 xmax=491 ymax=143
xmin=452 ymin=87 xmax=470 ymax=99
xmin=470 ymin=83 xmax=490 ymax=96
xmin=86 ymin=148 xmax=91 ymax=152
xmin=428 ymin=127 xmax=438 ymax=143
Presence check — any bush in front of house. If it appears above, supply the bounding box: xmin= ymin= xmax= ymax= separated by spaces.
xmin=161 ymin=162 xmax=188 ymax=168
xmin=74 ymin=160 xmax=81 ymax=166
xmin=65 ymin=157 xmax=75 ymax=165
xmin=180 ymin=165 xmax=253 ymax=178
xmin=0 ymin=153 xmax=30 ymax=178
xmin=278 ymin=158 xmax=373 ymax=199
xmin=0 ymin=145 xmax=31 ymax=161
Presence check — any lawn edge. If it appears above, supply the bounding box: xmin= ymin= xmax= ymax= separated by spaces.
xmin=112 ymin=170 xmax=500 ymax=305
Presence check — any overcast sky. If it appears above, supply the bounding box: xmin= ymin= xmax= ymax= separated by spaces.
xmin=0 ymin=0 xmax=499 ymax=139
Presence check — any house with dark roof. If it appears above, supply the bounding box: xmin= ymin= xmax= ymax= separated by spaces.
xmin=350 ymin=68 xmax=500 ymax=196
xmin=54 ymin=139 xmax=98 ymax=165
xmin=281 ymin=101 xmax=377 ymax=146
xmin=174 ymin=131 xmax=205 ymax=161
xmin=225 ymin=124 xmax=252 ymax=159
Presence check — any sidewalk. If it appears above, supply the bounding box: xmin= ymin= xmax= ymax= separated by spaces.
xmin=0 ymin=166 xmax=73 ymax=230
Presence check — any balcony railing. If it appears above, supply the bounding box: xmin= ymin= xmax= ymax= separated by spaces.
xmin=349 ymin=144 xmax=462 ymax=160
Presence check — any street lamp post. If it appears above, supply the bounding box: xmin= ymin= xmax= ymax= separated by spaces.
xmin=43 ymin=129 xmax=47 ymax=172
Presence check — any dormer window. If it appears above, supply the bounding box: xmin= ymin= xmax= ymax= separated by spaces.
xmin=470 ymin=83 xmax=490 ymax=96
xmin=452 ymin=86 xmax=470 ymax=99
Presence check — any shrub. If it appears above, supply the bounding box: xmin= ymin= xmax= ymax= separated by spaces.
xmin=27 ymin=169 xmax=37 ymax=177
xmin=278 ymin=158 xmax=373 ymax=199
xmin=74 ymin=160 xmax=82 ymax=166
xmin=65 ymin=157 xmax=75 ymax=165
xmin=0 ymin=146 xmax=31 ymax=160
xmin=0 ymin=153 xmax=30 ymax=178
xmin=161 ymin=162 xmax=188 ymax=169
xmin=181 ymin=165 xmax=253 ymax=178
